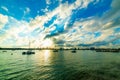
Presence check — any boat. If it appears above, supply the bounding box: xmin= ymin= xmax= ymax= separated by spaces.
xmin=22 ymin=41 xmax=35 ymax=55
xmin=22 ymin=50 xmax=35 ymax=55
xmin=3 ymin=50 xmax=7 ymax=52
xmin=53 ymin=49 xmax=58 ymax=52
xmin=95 ymin=49 xmax=120 ymax=53
xmin=71 ymin=50 xmax=76 ymax=53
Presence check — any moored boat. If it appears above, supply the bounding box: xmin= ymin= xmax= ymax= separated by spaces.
xmin=53 ymin=49 xmax=58 ymax=52
xmin=71 ymin=50 xmax=76 ymax=53
xmin=22 ymin=41 xmax=35 ymax=55
xmin=22 ymin=50 xmax=35 ymax=55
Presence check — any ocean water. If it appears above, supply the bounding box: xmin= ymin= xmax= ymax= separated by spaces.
xmin=0 ymin=50 xmax=120 ymax=80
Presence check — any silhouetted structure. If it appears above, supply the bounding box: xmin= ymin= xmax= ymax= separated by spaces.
xmin=71 ymin=50 xmax=76 ymax=53
xmin=53 ymin=49 xmax=58 ymax=52
xmin=22 ymin=41 xmax=35 ymax=55
xmin=0 ymin=47 xmax=120 ymax=53
xmin=22 ymin=50 xmax=35 ymax=55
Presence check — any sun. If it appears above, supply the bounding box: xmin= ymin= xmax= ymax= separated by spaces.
xmin=42 ymin=39 xmax=54 ymax=48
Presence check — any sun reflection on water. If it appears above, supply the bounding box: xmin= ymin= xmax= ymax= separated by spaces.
xmin=44 ymin=50 xmax=51 ymax=63
xmin=33 ymin=50 xmax=52 ymax=66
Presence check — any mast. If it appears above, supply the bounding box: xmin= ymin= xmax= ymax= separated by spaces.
xmin=29 ymin=40 xmax=30 ymax=49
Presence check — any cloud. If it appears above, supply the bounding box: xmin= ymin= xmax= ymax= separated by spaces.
xmin=0 ymin=15 xmax=36 ymax=47
xmin=0 ymin=14 xmax=8 ymax=29
xmin=0 ymin=14 xmax=50 ymax=48
xmin=0 ymin=0 xmax=120 ymax=48
xmin=42 ymin=0 xmax=118 ymax=47
xmin=102 ymin=0 xmax=120 ymax=21
xmin=46 ymin=0 xmax=51 ymax=4
xmin=25 ymin=7 xmax=30 ymax=13
xmin=99 ymin=0 xmax=120 ymax=31
xmin=1 ymin=6 xmax=8 ymax=12
xmin=60 ymin=0 xmax=120 ymax=47
xmin=43 ymin=0 xmax=95 ymax=38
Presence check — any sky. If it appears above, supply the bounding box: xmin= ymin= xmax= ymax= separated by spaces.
xmin=0 ymin=0 xmax=120 ymax=48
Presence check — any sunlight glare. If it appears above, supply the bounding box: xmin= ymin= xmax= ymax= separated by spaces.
xmin=42 ymin=39 xmax=54 ymax=48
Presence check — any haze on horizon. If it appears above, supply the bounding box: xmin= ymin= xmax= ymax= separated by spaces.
xmin=0 ymin=0 xmax=120 ymax=48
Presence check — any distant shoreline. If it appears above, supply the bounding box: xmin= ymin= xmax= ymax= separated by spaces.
xmin=0 ymin=47 xmax=120 ymax=51
xmin=0 ymin=48 xmax=120 ymax=53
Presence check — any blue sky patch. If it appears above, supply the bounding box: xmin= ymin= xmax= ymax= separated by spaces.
xmin=44 ymin=15 xmax=57 ymax=27
xmin=94 ymin=32 xmax=101 ymax=38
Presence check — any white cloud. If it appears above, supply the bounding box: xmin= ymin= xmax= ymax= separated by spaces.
xmin=46 ymin=0 xmax=51 ymax=4
xmin=0 ymin=15 xmax=51 ymax=48
xmin=78 ymin=0 xmax=93 ymax=8
xmin=1 ymin=6 xmax=8 ymax=12
xmin=28 ymin=0 xmax=93 ymax=31
xmin=67 ymin=18 xmax=114 ymax=44
xmin=1 ymin=0 xmax=119 ymax=48
xmin=0 ymin=14 xmax=8 ymax=29
xmin=24 ymin=7 xmax=30 ymax=14
xmin=29 ymin=15 xmax=48 ymax=30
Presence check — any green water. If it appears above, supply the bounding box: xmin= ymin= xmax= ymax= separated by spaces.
xmin=0 ymin=50 xmax=120 ymax=80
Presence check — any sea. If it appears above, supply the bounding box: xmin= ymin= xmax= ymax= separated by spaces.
xmin=0 ymin=50 xmax=120 ymax=80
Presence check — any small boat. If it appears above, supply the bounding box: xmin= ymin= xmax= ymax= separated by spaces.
xmin=71 ymin=50 xmax=76 ymax=53
xmin=22 ymin=41 xmax=35 ymax=55
xmin=53 ymin=49 xmax=58 ymax=52
xmin=22 ymin=50 xmax=35 ymax=55
xmin=95 ymin=49 xmax=120 ymax=53
xmin=3 ymin=51 xmax=7 ymax=52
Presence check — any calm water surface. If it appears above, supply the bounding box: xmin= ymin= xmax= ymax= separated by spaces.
xmin=0 ymin=50 xmax=120 ymax=80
